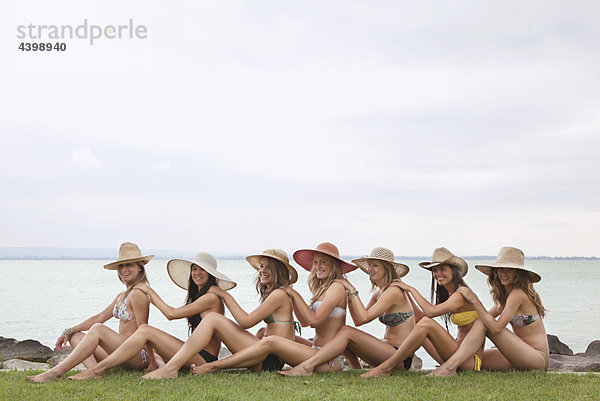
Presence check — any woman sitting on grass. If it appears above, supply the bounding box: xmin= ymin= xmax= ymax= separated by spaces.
xmin=427 ymin=246 xmax=549 ymax=376
xmin=192 ymin=242 xmax=359 ymax=374
xmin=28 ymin=242 xmax=157 ymax=383
xmin=361 ymin=247 xmax=483 ymax=378
xmin=280 ymin=247 xmax=415 ymax=377
xmin=69 ymin=251 xmax=235 ymax=380
xmin=142 ymin=248 xmax=298 ymax=379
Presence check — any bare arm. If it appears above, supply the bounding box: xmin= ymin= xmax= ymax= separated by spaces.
xmin=129 ymin=288 xmax=157 ymax=369
xmin=398 ymin=282 xmax=466 ymax=317
xmin=212 ymin=287 xmax=287 ymax=329
xmin=55 ymin=296 xmax=115 ymax=350
xmin=285 ymin=287 xmax=311 ymax=327
xmin=458 ymin=287 xmax=523 ymax=334
xmin=348 ymin=286 xmax=405 ymax=326
xmin=138 ymin=283 xmax=219 ymax=320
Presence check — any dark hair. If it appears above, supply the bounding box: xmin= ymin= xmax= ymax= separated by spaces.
xmin=186 ymin=271 xmax=218 ymax=336
xmin=429 ymin=264 xmax=468 ymax=331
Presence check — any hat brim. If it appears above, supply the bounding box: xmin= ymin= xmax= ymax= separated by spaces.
xmin=475 ymin=264 xmax=541 ymax=283
xmin=167 ymin=259 xmax=237 ymax=291
xmin=293 ymin=249 xmax=357 ymax=274
xmin=352 ymin=257 xmax=409 ymax=278
xmin=104 ymin=255 xmax=154 ymax=270
xmin=246 ymin=254 xmax=298 ymax=284
xmin=419 ymin=256 xmax=468 ymax=277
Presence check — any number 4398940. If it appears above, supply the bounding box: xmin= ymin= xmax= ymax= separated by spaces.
xmin=19 ymin=42 xmax=67 ymax=51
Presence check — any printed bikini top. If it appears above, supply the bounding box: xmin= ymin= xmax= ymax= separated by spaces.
xmin=113 ymin=292 xmax=135 ymax=321
xmin=378 ymin=311 xmax=414 ymax=327
xmin=511 ymin=314 xmax=540 ymax=327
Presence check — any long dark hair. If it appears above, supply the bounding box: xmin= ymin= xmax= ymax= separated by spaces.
xmin=186 ymin=269 xmax=218 ymax=335
xmin=429 ymin=264 xmax=468 ymax=331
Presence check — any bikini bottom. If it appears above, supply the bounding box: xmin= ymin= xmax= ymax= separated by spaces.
xmin=261 ymin=353 xmax=284 ymax=371
xmin=199 ymin=349 xmax=218 ymax=363
xmin=392 ymin=346 xmax=413 ymax=370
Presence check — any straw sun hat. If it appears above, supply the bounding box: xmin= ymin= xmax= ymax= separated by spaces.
xmin=246 ymin=249 xmax=298 ymax=284
xmin=419 ymin=247 xmax=468 ymax=277
xmin=167 ymin=252 xmax=236 ymax=291
xmin=352 ymin=247 xmax=409 ymax=277
xmin=293 ymin=242 xmax=358 ymax=274
xmin=475 ymin=246 xmax=541 ymax=283
xmin=104 ymin=242 xmax=154 ymax=270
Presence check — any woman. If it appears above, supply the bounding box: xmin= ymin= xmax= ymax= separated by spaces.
xmin=280 ymin=247 xmax=415 ymax=377
xmin=361 ymin=247 xmax=482 ymax=378
xmin=68 ymin=251 xmax=236 ymax=380
xmin=428 ymin=246 xmax=549 ymax=376
xmin=28 ymin=242 xmax=156 ymax=383
xmin=193 ymin=242 xmax=359 ymax=375
xmin=142 ymin=248 xmax=298 ymax=379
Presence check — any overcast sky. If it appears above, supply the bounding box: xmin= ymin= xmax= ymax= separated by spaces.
xmin=2 ymin=1 xmax=599 ymax=257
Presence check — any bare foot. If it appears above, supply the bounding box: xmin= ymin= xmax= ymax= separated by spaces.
xmin=141 ymin=366 xmax=178 ymax=380
xmin=191 ymin=363 xmax=218 ymax=375
xmin=360 ymin=366 xmax=391 ymax=378
xmin=27 ymin=370 xmax=62 ymax=383
xmin=278 ymin=364 xmax=313 ymax=377
xmin=424 ymin=366 xmax=456 ymax=377
xmin=68 ymin=368 xmax=101 ymax=381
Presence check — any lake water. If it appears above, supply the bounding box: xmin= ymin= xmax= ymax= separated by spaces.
xmin=1 ymin=259 xmax=597 ymax=369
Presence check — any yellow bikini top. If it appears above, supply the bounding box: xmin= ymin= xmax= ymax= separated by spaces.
xmin=450 ymin=310 xmax=478 ymax=326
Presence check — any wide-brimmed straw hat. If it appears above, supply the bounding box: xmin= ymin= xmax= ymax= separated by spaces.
xmin=167 ymin=252 xmax=237 ymax=290
xmin=419 ymin=247 xmax=468 ymax=277
xmin=246 ymin=249 xmax=298 ymax=284
xmin=293 ymin=242 xmax=357 ymax=274
xmin=104 ymin=242 xmax=154 ymax=270
xmin=475 ymin=246 xmax=541 ymax=283
xmin=352 ymin=247 xmax=409 ymax=278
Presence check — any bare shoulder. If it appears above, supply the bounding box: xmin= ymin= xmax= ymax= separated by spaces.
xmin=508 ymin=287 xmax=528 ymax=301
xmin=129 ymin=287 xmax=150 ymax=303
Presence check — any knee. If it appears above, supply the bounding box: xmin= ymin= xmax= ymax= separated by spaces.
xmin=203 ymin=312 xmax=222 ymax=323
xmin=261 ymin=336 xmax=280 ymax=349
xmin=416 ymin=317 xmax=435 ymax=331
xmin=89 ymin=323 xmax=107 ymax=334
xmin=338 ymin=325 xmax=354 ymax=338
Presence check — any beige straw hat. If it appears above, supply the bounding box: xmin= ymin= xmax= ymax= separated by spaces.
xmin=104 ymin=242 xmax=154 ymax=270
xmin=167 ymin=252 xmax=236 ymax=290
xmin=419 ymin=247 xmax=468 ymax=277
xmin=475 ymin=246 xmax=541 ymax=283
xmin=293 ymin=242 xmax=358 ymax=274
xmin=246 ymin=249 xmax=298 ymax=284
xmin=352 ymin=247 xmax=409 ymax=277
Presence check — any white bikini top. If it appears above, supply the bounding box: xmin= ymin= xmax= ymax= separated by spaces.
xmin=310 ymin=301 xmax=346 ymax=317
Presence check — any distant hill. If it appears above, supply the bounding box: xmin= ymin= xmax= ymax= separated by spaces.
xmin=0 ymin=248 xmax=597 ymax=260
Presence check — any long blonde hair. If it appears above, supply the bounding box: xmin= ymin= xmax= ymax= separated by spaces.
xmin=370 ymin=260 xmax=400 ymax=294
xmin=308 ymin=254 xmax=344 ymax=305
xmin=254 ymin=257 xmax=292 ymax=302
xmin=116 ymin=262 xmax=149 ymax=304
xmin=488 ymin=269 xmax=546 ymax=317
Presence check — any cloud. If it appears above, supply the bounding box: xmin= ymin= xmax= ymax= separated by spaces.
xmin=157 ymin=162 xmax=171 ymax=169
xmin=71 ymin=146 xmax=101 ymax=169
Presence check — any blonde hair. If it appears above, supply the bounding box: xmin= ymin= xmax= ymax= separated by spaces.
xmin=254 ymin=257 xmax=292 ymax=302
xmin=369 ymin=260 xmax=400 ymax=294
xmin=116 ymin=262 xmax=149 ymax=304
xmin=308 ymin=254 xmax=344 ymax=305
xmin=488 ymin=269 xmax=546 ymax=317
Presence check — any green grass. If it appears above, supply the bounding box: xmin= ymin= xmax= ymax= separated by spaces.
xmin=1 ymin=369 xmax=598 ymax=401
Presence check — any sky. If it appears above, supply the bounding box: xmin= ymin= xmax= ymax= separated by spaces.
xmin=1 ymin=1 xmax=599 ymax=257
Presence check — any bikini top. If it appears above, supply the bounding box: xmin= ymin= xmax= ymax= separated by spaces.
xmin=511 ymin=314 xmax=540 ymax=327
xmin=113 ymin=292 xmax=135 ymax=321
xmin=263 ymin=314 xmax=301 ymax=334
xmin=378 ymin=311 xmax=414 ymax=327
xmin=310 ymin=301 xmax=346 ymax=317
xmin=450 ymin=310 xmax=479 ymax=326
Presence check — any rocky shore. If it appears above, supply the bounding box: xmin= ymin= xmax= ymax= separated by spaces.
xmin=1 ymin=334 xmax=599 ymax=372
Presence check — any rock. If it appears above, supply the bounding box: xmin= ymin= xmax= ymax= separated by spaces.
xmin=549 ymin=354 xmax=600 ymax=372
xmin=48 ymin=346 xmax=74 ymax=367
xmin=583 ymin=340 xmax=600 ymax=357
xmin=219 ymin=346 xmax=232 ymax=359
xmin=0 ymin=337 xmax=53 ymax=363
xmin=547 ymin=334 xmax=573 ymax=356
xmin=410 ymin=355 xmax=422 ymax=371
xmin=1 ymin=359 xmax=49 ymax=371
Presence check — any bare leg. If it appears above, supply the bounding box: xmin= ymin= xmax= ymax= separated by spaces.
xmin=28 ymin=324 xmax=130 ymax=383
xmin=194 ymin=336 xmax=320 ymax=374
xmin=68 ymin=332 xmax=104 ymax=369
xmin=281 ymin=326 xmax=396 ymax=377
xmin=426 ymin=320 xmax=487 ymax=377
xmin=142 ymin=313 xmax=258 ymax=379
xmin=69 ymin=325 xmax=206 ymax=380
xmin=485 ymin=328 xmax=547 ymax=370
xmin=360 ymin=317 xmax=466 ymax=378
